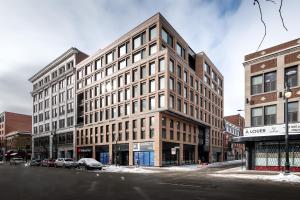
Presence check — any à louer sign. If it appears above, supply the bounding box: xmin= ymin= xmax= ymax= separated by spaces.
xmin=244 ymin=123 xmax=300 ymax=137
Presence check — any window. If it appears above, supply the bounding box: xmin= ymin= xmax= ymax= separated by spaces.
xmin=177 ymin=82 xmax=182 ymax=95
xmin=177 ymin=65 xmax=182 ymax=78
xmin=149 ymin=96 xmax=155 ymax=110
xmin=140 ymin=65 xmax=147 ymax=79
xmin=149 ymin=43 xmax=157 ymax=55
xmin=141 ymin=99 xmax=146 ymax=112
xmin=133 ymin=49 xmax=145 ymax=63
xmin=149 ymin=62 xmax=155 ymax=75
xmin=159 ymin=76 xmax=165 ymax=90
xmin=264 ymin=71 xmax=276 ymax=92
xmin=149 ymin=26 xmax=156 ymax=40
xmin=177 ymin=98 xmax=182 ymax=112
xmin=169 ymin=95 xmax=174 ymax=109
xmin=141 ymin=82 xmax=147 ymax=95
xmin=132 ymin=69 xmax=139 ymax=82
xmin=106 ymin=66 xmax=113 ymax=76
xmin=204 ymin=62 xmax=211 ymax=74
xmin=133 ymin=32 xmax=146 ymax=49
xmin=133 ymin=85 xmax=138 ymax=98
xmin=149 ymin=79 xmax=155 ymax=93
xmin=106 ymin=51 xmax=114 ymax=64
xmin=169 ymin=59 xmax=174 ymax=73
xmin=125 ymin=103 xmax=130 ymax=115
xmin=287 ymin=102 xmax=298 ymax=123
xmin=162 ymin=28 xmax=173 ymax=47
xmin=176 ymin=43 xmax=185 ymax=58
xmin=285 ymin=66 xmax=298 ymax=87
xmin=159 ymin=94 xmax=165 ymax=108
xmin=184 ymin=102 xmax=187 ymax=114
xmin=150 ymin=116 xmax=155 ymax=126
xmin=132 ymin=101 xmax=138 ymax=114
xmin=251 ymin=75 xmax=263 ymax=95
xmin=251 ymin=107 xmax=263 ymax=126
xmin=119 ymin=59 xmax=127 ymax=70
xmin=264 ymin=105 xmax=276 ymax=125
xmin=162 ymin=128 xmax=166 ymax=139
xmin=169 ymin=77 xmax=174 ymax=91
xmin=184 ymin=71 xmax=188 ymax=83
xmin=119 ymin=43 xmax=127 ymax=57
xmin=125 ymin=88 xmax=130 ymax=100
xmin=95 ymin=58 xmax=102 ymax=70
xmin=125 ymin=73 xmax=130 ymax=85
xmin=159 ymin=58 xmax=165 ymax=72
xmin=183 ymin=87 xmax=187 ymax=99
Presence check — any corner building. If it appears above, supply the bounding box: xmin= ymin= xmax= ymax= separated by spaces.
xmin=75 ymin=13 xmax=224 ymax=166
xmin=29 ymin=48 xmax=88 ymax=160
xmin=234 ymin=39 xmax=300 ymax=171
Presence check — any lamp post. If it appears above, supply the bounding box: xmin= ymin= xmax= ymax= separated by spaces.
xmin=51 ymin=129 xmax=57 ymax=159
xmin=284 ymin=70 xmax=296 ymax=174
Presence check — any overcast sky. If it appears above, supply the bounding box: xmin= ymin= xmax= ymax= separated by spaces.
xmin=0 ymin=0 xmax=299 ymax=116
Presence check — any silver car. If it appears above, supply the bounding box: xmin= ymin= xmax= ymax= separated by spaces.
xmin=77 ymin=158 xmax=103 ymax=170
xmin=54 ymin=158 xmax=77 ymax=168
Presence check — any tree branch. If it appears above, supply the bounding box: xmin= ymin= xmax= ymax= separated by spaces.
xmin=253 ymin=0 xmax=267 ymax=51
xmin=279 ymin=0 xmax=288 ymax=31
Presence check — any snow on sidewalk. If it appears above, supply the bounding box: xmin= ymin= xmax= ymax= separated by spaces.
xmin=210 ymin=173 xmax=300 ymax=183
xmin=163 ymin=165 xmax=202 ymax=172
xmin=102 ymin=165 xmax=159 ymax=173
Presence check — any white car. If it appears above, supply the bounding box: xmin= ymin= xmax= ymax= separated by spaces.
xmin=54 ymin=158 xmax=77 ymax=168
xmin=77 ymin=158 xmax=103 ymax=170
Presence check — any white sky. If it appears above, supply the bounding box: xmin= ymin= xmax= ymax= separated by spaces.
xmin=0 ymin=0 xmax=299 ymax=116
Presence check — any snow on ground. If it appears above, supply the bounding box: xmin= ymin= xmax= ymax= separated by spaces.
xmin=216 ymin=167 xmax=247 ymax=173
xmin=210 ymin=173 xmax=300 ymax=183
xmin=101 ymin=165 xmax=159 ymax=173
xmin=207 ymin=160 xmax=244 ymax=168
xmin=163 ymin=165 xmax=202 ymax=172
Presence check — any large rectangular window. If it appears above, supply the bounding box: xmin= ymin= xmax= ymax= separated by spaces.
xmin=251 ymin=107 xmax=263 ymax=126
xmin=119 ymin=43 xmax=127 ymax=57
xmin=287 ymin=102 xmax=298 ymax=123
xmin=159 ymin=94 xmax=165 ymax=108
xmin=176 ymin=43 xmax=185 ymax=58
xmin=285 ymin=66 xmax=298 ymax=87
xmin=133 ymin=32 xmax=146 ymax=49
xmin=162 ymin=28 xmax=173 ymax=47
xmin=264 ymin=71 xmax=276 ymax=92
xmin=264 ymin=105 xmax=276 ymax=125
xmin=149 ymin=26 xmax=156 ymax=40
xmin=251 ymin=75 xmax=263 ymax=95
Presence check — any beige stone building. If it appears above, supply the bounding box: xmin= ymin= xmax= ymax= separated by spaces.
xmin=75 ymin=13 xmax=224 ymax=166
xmin=234 ymin=39 xmax=300 ymax=171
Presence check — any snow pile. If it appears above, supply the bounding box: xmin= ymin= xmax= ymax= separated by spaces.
xmin=216 ymin=167 xmax=246 ymax=173
xmin=102 ymin=165 xmax=158 ymax=173
xmin=24 ymin=162 xmax=30 ymax=167
xmin=163 ymin=165 xmax=201 ymax=172
xmin=210 ymin=173 xmax=300 ymax=183
xmin=207 ymin=160 xmax=244 ymax=168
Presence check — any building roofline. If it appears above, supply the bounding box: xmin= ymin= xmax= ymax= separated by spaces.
xmin=77 ymin=12 xmax=161 ymax=68
xmin=197 ymin=51 xmax=223 ymax=78
xmin=5 ymin=131 xmax=32 ymax=137
xmin=28 ymin=47 xmax=85 ymax=82
xmin=244 ymin=38 xmax=300 ymax=63
xmin=0 ymin=111 xmax=32 ymax=117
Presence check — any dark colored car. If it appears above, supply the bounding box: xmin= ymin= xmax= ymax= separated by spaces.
xmin=29 ymin=159 xmax=42 ymax=166
xmin=41 ymin=159 xmax=56 ymax=167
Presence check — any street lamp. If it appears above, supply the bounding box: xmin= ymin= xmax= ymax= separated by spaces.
xmin=284 ymin=70 xmax=296 ymax=174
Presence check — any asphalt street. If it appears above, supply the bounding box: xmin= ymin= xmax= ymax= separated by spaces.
xmin=0 ymin=164 xmax=299 ymax=200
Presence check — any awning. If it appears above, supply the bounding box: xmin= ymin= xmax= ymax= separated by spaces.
xmin=233 ymin=134 xmax=300 ymax=143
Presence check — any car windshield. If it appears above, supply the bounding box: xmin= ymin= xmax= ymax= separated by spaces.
xmin=65 ymin=159 xmax=73 ymax=161
xmin=82 ymin=158 xmax=99 ymax=164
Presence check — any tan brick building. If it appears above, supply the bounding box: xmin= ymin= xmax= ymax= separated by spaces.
xmin=234 ymin=39 xmax=300 ymax=171
xmin=75 ymin=13 xmax=224 ymax=166
xmin=0 ymin=111 xmax=32 ymax=158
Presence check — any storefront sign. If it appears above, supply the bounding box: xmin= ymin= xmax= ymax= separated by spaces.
xmin=77 ymin=147 xmax=92 ymax=153
xmin=244 ymin=123 xmax=300 ymax=137
xmin=133 ymin=142 xmax=154 ymax=151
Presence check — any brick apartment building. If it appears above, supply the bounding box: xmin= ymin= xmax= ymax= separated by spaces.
xmin=29 ymin=48 xmax=88 ymax=160
xmin=0 ymin=112 xmax=32 ymax=158
xmin=223 ymin=114 xmax=244 ymax=161
xmin=75 ymin=13 xmax=224 ymax=166
xmin=234 ymin=39 xmax=300 ymax=171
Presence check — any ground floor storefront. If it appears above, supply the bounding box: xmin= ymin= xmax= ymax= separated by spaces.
xmin=234 ymin=134 xmax=300 ymax=172
xmin=77 ymin=141 xmax=199 ymax=166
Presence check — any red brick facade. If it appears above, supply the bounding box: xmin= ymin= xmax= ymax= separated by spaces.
xmin=250 ymin=58 xmax=277 ymax=73
xmin=250 ymin=92 xmax=277 ymax=105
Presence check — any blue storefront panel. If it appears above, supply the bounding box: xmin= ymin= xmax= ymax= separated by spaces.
xmin=99 ymin=152 xmax=109 ymax=164
xmin=134 ymin=151 xmax=154 ymax=166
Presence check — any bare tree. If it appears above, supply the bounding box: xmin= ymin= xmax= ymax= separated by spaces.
xmin=253 ymin=0 xmax=288 ymax=51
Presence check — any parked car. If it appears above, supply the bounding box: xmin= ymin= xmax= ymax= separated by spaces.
xmin=10 ymin=157 xmax=25 ymax=165
xmin=54 ymin=158 xmax=77 ymax=168
xmin=29 ymin=159 xmax=42 ymax=166
xmin=77 ymin=158 xmax=103 ymax=170
xmin=41 ymin=159 xmax=56 ymax=167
